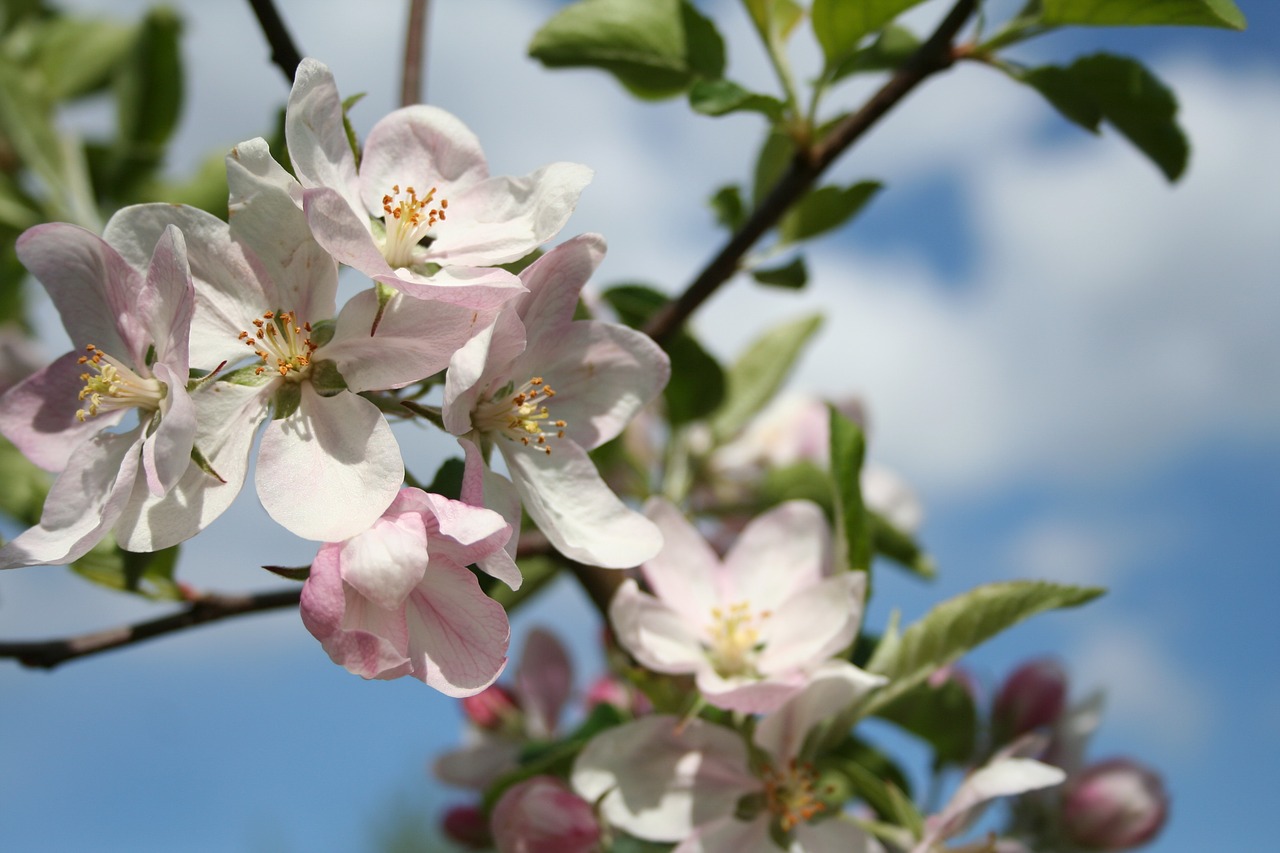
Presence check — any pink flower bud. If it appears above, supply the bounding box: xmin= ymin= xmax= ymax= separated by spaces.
xmin=491 ymin=776 xmax=601 ymax=853
xmin=994 ymin=658 xmax=1068 ymax=738
xmin=1060 ymin=758 xmax=1169 ymax=850
xmin=584 ymin=674 xmax=652 ymax=716
xmin=442 ymin=804 xmax=491 ymax=849
xmin=461 ymin=684 xmax=522 ymax=731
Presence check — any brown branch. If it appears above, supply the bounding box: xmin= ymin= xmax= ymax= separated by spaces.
xmin=247 ymin=0 xmax=305 ymax=85
xmin=401 ymin=0 xmax=431 ymax=106
xmin=642 ymin=0 xmax=979 ymax=346
xmin=0 ymin=588 xmax=302 ymax=671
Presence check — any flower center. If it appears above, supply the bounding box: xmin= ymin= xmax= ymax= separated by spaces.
xmin=380 ymin=183 xmax=448 ymax=268
xmin=237 ymin=311 xmax=318 ymax=379
xmin=762 ymin=759 xmax=826 ymax=832
xmin=705 ymin=601 xmax=770 ymax=678
xmin=75 ymin=344 xmax=164 ymax=422
xmin=474 ymin=376 xmax=567 ymax=455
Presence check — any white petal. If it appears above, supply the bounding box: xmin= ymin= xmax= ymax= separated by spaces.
xmin=609 ymin=579 xmax=706 ymax=674
xmin=723 ymin=500 xmax=831 ymax=606
xmin=285 ymin=58 xmax=365 ymax=217
xmin=457 ymin=438 xmax=523 ymax=590
xmin=754 ymin=661 xmax=887 ymax=764
xmin=359 ymin=104 xmax=489 ymax=215
xmin=640 ymin=498 xmax=722 ymax=631
xmin=756 ymin=572 xmax=867 ymax=675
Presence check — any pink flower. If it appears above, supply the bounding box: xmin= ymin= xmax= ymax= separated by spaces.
xmin=1060 ymin=758 xmax=1168 ymax=850
xmin=610 ymin=498 xmax=884 ymax=713
xmin=572 ymin=662 xmax=881 ymax=851
xmin=299 ymin=488 xmax=513 ymax=694
xmin=444 ymin=234 xmax=668 ymax=569
xmin=286 ymin=58 xmax=589 ymax=307
xmin=0 ymin=222 xmax=196 ymax=567
xmin=491 ymin=776 xmax=602 ymax=853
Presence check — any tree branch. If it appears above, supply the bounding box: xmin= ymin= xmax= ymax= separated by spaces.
xmin=0 ymin=588 xmax=302 ymax=671
xmin=401 ymin=0 xmax=431 ymax=106
xmin=247 ymin=0 xmax=304 ymax=85
xmin=642 ymin=0 xmax=978 ymax=346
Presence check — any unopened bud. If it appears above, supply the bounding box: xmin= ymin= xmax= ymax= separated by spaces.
xmin=461 ymin=683 xmax=522 ymax=731
xmin=1060 ymin=758 xmax=1168 ymax=850
xmin=491 ymin=776 xmax=601 ymax=853
xmin=994 ymin=658 xmax=1067 ymax=739
xmin=442 ymin=804 xmax=491 ymax=849
xmin=584 ymin=674 xmax=652 ymax=716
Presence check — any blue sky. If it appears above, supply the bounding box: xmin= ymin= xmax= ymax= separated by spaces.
xmin=1 ymin=1 xmax=1277 ymax=850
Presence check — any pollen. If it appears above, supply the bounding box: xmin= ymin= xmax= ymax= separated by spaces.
xmin=75 ymin=344 xmax=165 ymax=422
xmin=475 ymin=376 xmax=568 ymax=455
xmin=762 ymin=758 xmax=826 ymax=832
xmin=237 ymin=310 xmax=318 ymax=378
xmin=380 ymin=183 xmax=449 ymax=268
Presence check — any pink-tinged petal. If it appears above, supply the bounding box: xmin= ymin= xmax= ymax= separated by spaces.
xmin=723 ymin=500 xmax=831 ymax=606
xmin=0 ymin=429 xmax=140 ymax=569
xmin=373 ymin=265 xmax=525 ymax=309
xmin=337 ymin=511 xmax=429 ymax=611
xmin=105 ymin=203 xmax=276 ymax=371
xmin=756 ymin=572 xmax=867 ymax=676
xmin=443 ymin=309 xmax=527 ymax=435
xmin=517 ymin=628 xmax=573 ymax=737
xmin=458 ymin=437 xmax=523 ymax=588
xmin=433 ymin=731 xmax=523 ymax=790
xmin=114 ymin=380 xmax=266 ymax=551
xmin=695 ymin=668 xmax=809 ymax=715
xmin=227 ymin=137 xmax=338 ymax=323
xmin=571 ymin=715 xmax=756 ymax=843
xmin=792 ymin=820 xmax=880 ymax=853
xmin=359 ymin=104 xmax=489 ymax=215
xmin=515 ymin=320 xmax=669 ymax=450
xmin=301 ymin=186 xmax=393 ymax=280
xmin=491 ymin=776 xmax=602 ymax=853
xmin=15 ymin=223 xmax=136 ymax=357
xmin=256 ymin=386 xmax=401 ymax=541
xmin=430 ymin=163 xmax=594 ymax=266
xmin=505 ymin=439 xmax=662 ymax=568
xmin=515 ymin=233 xmax=603 ymax=333
xmin=640 ymin=498 xmax=722 ymax=631
xmin=300 ymin=541 xmax=411 ymax=679
xmin=610 ymin=579 xmax=706 ymax=674
xmin=755 ymin=661 xmax=886 ymax=764
xmin=135 ymin=225 xmax=194 ymax=371
xmin=285 ymin=58 xmax=364 ymax=217
xmin=673 ymin=815 xmax=776 ymax=853
xmin=141 ymin=361 xmax=197 ymax=496
xmin=393 ymin=489 xmax=514 ymax=576
xmin=0 ymin=352 xmax=122 ymax=471
xmin=324 ymin=288 xmax=488 ymax=393
xmin=919 ymin=758 xmax=1066 ymax=850
xmin=402 ymin=556 xmax=510 ymax=695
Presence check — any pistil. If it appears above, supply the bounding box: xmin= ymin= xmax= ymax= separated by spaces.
xmin=76 ymin=344 xmax=164 ymax=422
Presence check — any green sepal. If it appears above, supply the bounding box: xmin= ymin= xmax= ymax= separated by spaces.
xmin=308 ymin=359 xmax=347 ymax=398
xmin=261 ymin=564 xmax=311 ymax=582
xmin=426 ymin=457 xmax=465 ymax=501
xmin=272 ymin=381 xmax=302 ymax=420
xmin=189 ymin=443 xmax=225 ymax=483
xmin=341 ymin=92 xmax=366 ymax=167
xmin=308 ymin=317 xmax=336 ymax=348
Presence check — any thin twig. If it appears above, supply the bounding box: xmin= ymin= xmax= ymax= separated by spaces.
xmin=401 ymin=0 xmax=431 ymax=106
xmin=0 ymin=588 xmax=302 ymax=671
xmin=642 ymin=0 xmax=978 ymax=346
xmin=247 ymin=0 xmax=305 ymax=85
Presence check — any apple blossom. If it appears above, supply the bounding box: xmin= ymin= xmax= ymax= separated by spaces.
xmin=443 ymin=233 xmax=667 ymax=569
xmin=1059 ymin=758 xmax=1168 ymax=850
xmin=993 ymin=658 xmax=1069 ymax=741
xmin=0 ymin=222 xmax=196 ymax=567
xmin=286 ymin=58 xmax=588 ymax=306
xmin=610 ymin=498 xmax=884 ymax=713
xmin=299 ymin=487 xmax=513 ymax=693
xmin=491 ymin=776 xmax=602 ymax=853
xmin=572 ymin=661 xmax=882 ymax=852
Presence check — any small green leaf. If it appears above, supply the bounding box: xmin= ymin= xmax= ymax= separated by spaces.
xmin=742 ymin=0 xmax=805 ymax=43
xmin=759 ymin=460 xmax=833 ymax=509
xmin=708 ymin=184 xmax=746 ymax=232
xmin=1040 ymin=0 xmax=1245 ymax=29
xmin=830 ymin=25 xmax=922 ymax=83
xmin=426 ymin=457 xmax=465 ymax=501
xmin=812 ymin=0 xmax=931 ymax=69
xmin=1016 ymin=53 xmax=1188 ymax=181
xmin=529 ymin=0 xmax=725 ymax=100
xmin=341 ymin=91 xmax=366 ymax=167
xmin=110 ymin=6 xmax=183 ymax=193
xmin=752 ymin=129 xmax=795 ymax=208
xmin=872 ymin=513 xmax=936 ymax=579
xmin=750 ymin=255 xmax=807 ymax=289
xmin=689 ymin=79 xmax=785 ymax=119
xmin=778 ymin=180 xmax=882 ymax=243
xmin=708 ymin=312 xmax=822 ymax=442
xmin=830 ymin=406 xmax=873 ymax=575
xmin=875 ymin=677 xmax=977 ymax=766
xmin=0 ymin=435 xmax=49 ymax=526
xmin=31 ymin=17 xmax=137 ymax=100
xmin=0 ymin=55 xmax=67 ymax=210
xmin=861 ymin=581 xmax=1105 ymax=716
xmin=71 ymin=540 xmax=183 ymax=601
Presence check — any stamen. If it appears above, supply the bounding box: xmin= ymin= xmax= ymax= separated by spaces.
xmin=705 ymin=601 xmax=770 ymax=678
xmin=474 ymin=375 xmax=568 ymax=455
xmin=236 ymin=310 xmax=318 ymax=378
xmin=380 ymin=184 xmax=449 ymax=267
xmin=762 ymin=759 xmax=826 ymax=832
xmin=75 ymin=344 xmax=165 ymax=422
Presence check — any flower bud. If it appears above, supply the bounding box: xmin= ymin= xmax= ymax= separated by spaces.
xmin=491 ymin=776 xmax=601 ymax=853
xmin=461 ymin=683 xmax=522 ymax=732
xmin=442 ymin=804 xmax=491 ymax=849
xmin=1060 ymin=758 xmax=1168 ymax=850
xmin=994 ymin=658 xmax=1067 ymax=739
xmin=584 ymin=674 xmax=652 ymax=716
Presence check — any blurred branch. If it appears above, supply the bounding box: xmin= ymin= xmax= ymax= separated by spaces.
xmin=0 ymin=588 xmax=302 ymax=671
xmin=247 ymin=0 xmax=304 ymax=84
xmin=401 ymin=0 xmax=431 ymax=106
xmin=643 ymin=0 xmax=978 ymax=346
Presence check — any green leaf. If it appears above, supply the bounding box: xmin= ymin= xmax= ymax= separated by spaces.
xmin=779 ymin=180 xmax=882 ymax=243
xmin=688 ymin=78 xmax=785 ymax=119
xmin=0 ymin=435 xmax=49 ymax=526
xmin=742 ymin=0 xmax=805 ymax=43
xmin=812 ymin=0 xmax=931 ymax=69
xmin=861 ymin=581 xmax=1105 ymax=716
xmin=872 ymin=513 xmax=936 ymax=579
xmin=30 ymin=17 xmax=137 ymax=100
xmin=830 ymin=24 xmax=922 ymax=83
xmin=830 ymin=406 xmax=873 ymax=574
xmin=752 ymin=128 xmax=795 ymax=208
xmin=759 ymin=460 xmax=833 ymax=509
xmin=708 ymin=312 xmax=822 ymax=442
xmin=426 ymin=457 xmax=465 ymax=501
xmin=0 ymin=54 xmax=67 ymax=211
xmin=875 ymin=677 xmax=977 ymax=766
xmin=110 ymin=6 xmax=183 ymax=193
xmin=750 ymin=255 xmax=807 ymax=289
xmin=71 ymin=541 xmax=183 ymax=601
xmin=1016 ymin=53 xmax=1188 ymax=181
xmin=708 ymin=183 xmax=746 ymax=232
xmin=1040 ymin=0 xmax=1245 ymax=29
xmin=529 ymin=0 xmax=725 ymax=100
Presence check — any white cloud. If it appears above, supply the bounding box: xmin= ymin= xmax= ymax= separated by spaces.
xmin=1003 ymin=515 xmax=1162 ymax=588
